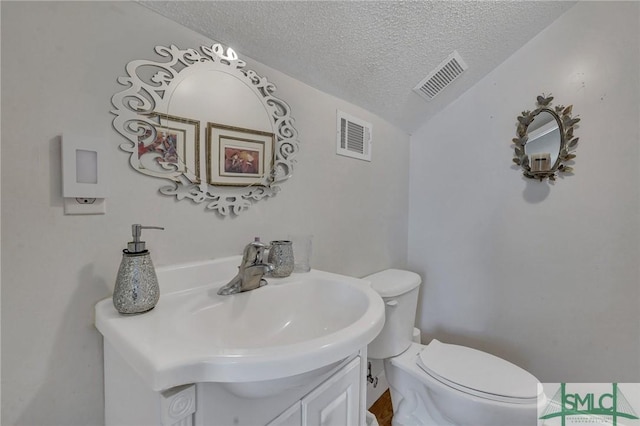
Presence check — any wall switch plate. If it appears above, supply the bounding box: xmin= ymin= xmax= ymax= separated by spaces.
xmin=62 ymin=134 xmax=109 ymax=198
xmin=63 ymin=198 xmax=106 ymax=215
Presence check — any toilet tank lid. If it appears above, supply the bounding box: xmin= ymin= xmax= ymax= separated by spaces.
xmin=364 ymin=269 xmax=421 ymax=297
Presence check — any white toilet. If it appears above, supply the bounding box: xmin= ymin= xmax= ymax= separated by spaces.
xmin=366 ymin=269 xmax=545 ymax=426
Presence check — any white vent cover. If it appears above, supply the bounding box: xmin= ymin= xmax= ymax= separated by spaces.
xmin=413 ymin=51 xmax=468 ymax=101
xmin=337 ymin=110 xmax=372 ymax=162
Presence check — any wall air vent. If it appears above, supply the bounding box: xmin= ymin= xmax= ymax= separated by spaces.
xmin=337 ymin=110 xmax=372 ymax=162
xmin=413 ymin=50 xmax=468 ymax=101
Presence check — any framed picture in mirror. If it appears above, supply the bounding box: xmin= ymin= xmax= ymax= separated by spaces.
xmin=206 ymin=123 xmax=274 ymax=186
xmin=138 ymin=113 xmax=201 ymax=183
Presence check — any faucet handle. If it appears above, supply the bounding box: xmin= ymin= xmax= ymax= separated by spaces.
xmin=242 ymin=237 xmax=268 ymax=266
xmin=249 ymin=237 xmax=270 ymax=251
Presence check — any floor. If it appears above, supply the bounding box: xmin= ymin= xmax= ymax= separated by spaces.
xmin=369 ymin=389 xmax=393 ymax=426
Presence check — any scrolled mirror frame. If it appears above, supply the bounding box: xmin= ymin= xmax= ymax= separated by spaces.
xmin=111 ymin=44 xmax=299 ymax=216
xmin=512 ymin=94 xmax=580 ymax=182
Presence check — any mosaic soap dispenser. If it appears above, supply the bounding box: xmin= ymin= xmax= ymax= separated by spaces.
xmin=113 ymin=224 xmax=164 ymax=314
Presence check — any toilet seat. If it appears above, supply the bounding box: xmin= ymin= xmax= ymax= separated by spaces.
xmin=416 ymin=339 xmax=542 ymax=404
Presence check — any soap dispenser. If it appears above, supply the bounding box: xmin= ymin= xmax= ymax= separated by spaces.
xmin=113 ymin=224 xmax=164 ymax=314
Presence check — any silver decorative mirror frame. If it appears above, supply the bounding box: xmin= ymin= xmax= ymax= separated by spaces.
xmin=512 ymin=94 xmax=580 ymax=182
xmin=111 ymin=44 xmax=299 ymax=216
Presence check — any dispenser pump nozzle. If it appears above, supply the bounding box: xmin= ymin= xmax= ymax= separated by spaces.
xmin=127 ymin=224 xmax=164 ymax=253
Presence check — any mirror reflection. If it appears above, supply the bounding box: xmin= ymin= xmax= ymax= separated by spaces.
xmin=524 ymin=110 xmax=560 ymax=173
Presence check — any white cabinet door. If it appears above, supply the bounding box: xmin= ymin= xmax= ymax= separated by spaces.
xmin=267 ymin=402 xmax=302 ymax=426
xmin=302 ymin=357 xmax=361 ymax=426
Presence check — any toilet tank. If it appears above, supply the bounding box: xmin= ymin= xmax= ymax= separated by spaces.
xmin=365 ymin=269 xmax=421 ymax=359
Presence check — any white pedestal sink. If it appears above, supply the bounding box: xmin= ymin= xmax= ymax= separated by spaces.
xmin=95 ymin=256 xmax=385 ymax=425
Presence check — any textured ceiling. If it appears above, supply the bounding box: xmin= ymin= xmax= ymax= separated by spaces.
xmin=139 ymin=1 xmax=576 ymax=133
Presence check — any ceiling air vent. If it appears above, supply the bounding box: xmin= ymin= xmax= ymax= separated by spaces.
xmin=413 ymin=50 xmax=468 ymax=101
xmin=337 ymin=110 xmax=372 ymax=162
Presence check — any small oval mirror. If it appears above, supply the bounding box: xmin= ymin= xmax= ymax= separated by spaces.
xmin=524 ymin=110 xmax=561 ymax=173
xmin=512 ymin=94 xmax=580 ymax=182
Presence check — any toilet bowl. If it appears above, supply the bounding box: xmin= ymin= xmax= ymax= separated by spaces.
xmin=365 ymin=269 xmax=545 ymax=426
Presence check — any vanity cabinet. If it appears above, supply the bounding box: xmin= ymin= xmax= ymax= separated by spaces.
xmin=104 ymin=341 xmax=367 ymax=426
xmin=97 ymin=260 xmax=383 ymax=426
xmin=268 ymin=357 xmax=361 ymax=426
xmin=267 ymin=403 xmax=302 ymax=426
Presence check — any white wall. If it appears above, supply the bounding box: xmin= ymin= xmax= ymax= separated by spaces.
xmin=409 ymin=1 xmax=640 ymax=383
xmin=0 ymin=2 xmax=410 ymax=425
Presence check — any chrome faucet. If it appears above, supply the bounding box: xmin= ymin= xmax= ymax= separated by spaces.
xmin=218 ymin=238 xmax=274 ymax=295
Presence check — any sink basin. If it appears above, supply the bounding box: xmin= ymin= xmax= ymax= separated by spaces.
xmin=95 ymin=256 xmax=385 ymax=396
xmin=179 ymin=277 xmax=371 ymax=348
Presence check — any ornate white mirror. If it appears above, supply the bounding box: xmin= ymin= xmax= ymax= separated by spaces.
xmin=112 ymin=44 xmax=299 ymax=215
xmin=512 ymin=94 xmax=580 ymax=182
